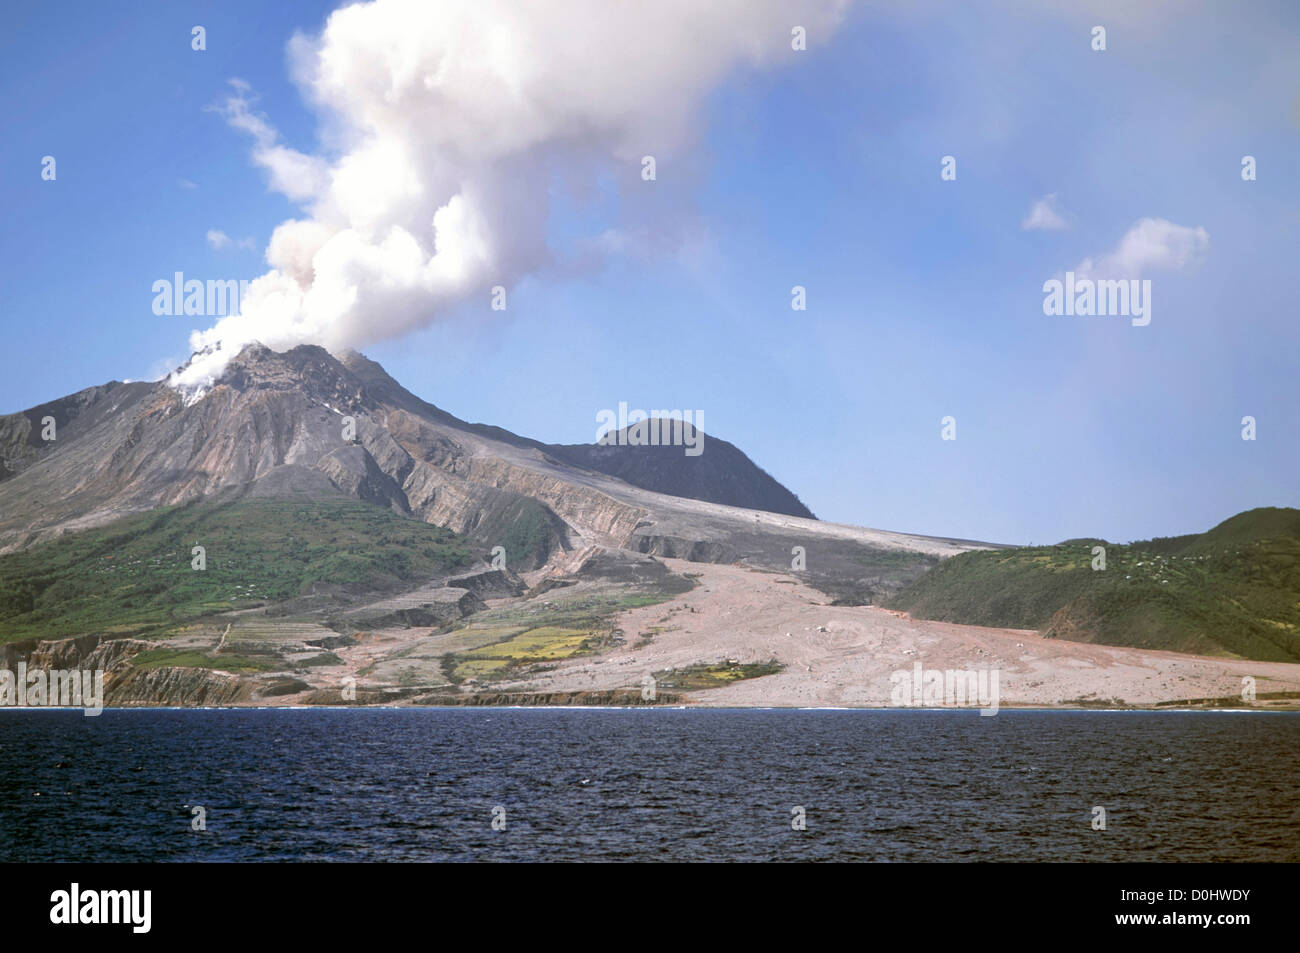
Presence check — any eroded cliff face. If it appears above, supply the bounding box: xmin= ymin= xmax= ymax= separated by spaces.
xmin=107 ymin=666 xmax=253 ymax=707
xmin=632 ymin=535 xmax=733 ymax=562
xmin=1 ymin=633 xmax=147 ymax=672
xmin=0 ymin=634 xmax=253 ymax=707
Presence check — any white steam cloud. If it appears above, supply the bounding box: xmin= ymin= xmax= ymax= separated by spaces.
xmin=171 ymin=0 xmax=848 ymax=393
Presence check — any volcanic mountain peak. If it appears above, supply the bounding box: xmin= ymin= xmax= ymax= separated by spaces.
xmin=1 ymin=343 xmax=984 ymax=598
xmin=166 ymin=341 xmax=369 ymax=410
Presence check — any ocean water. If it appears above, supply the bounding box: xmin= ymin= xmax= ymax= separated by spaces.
xmin=0 ymin=708 xmax=1296 ymax=862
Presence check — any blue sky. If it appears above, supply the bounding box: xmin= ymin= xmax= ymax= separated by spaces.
xmin=2 ymin=0 xmax=1297 ymax=545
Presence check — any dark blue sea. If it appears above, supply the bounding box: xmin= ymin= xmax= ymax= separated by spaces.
xmin=1 ymin=708 xmax=1297 ymax=862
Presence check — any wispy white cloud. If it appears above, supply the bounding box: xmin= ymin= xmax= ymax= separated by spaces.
xmin=206 ymin=229 xmax=257 ymax=251
xmin=209 ymin=79 xmax=329 ymax=203
xmin=1021 ymin=193 xmax=1068 ymax=231
xmin=1075 ymin=217 xmax=1209 ymax=279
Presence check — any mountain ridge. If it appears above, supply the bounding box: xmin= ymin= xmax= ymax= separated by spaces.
xmin=0 ymin=344 xmax=974 ymax=603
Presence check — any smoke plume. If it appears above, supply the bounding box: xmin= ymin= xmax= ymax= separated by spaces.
xmin=170 ymin=0 xmax=848 ymax=393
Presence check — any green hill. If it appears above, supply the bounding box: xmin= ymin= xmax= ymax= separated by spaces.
xmin=887 ymin=507 xmax=1300 ymax=662
xmin=0 ymin=497 xmax=473 ymax=645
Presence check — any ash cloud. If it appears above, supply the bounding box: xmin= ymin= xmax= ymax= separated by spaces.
xmin=170 ymin=0 xmax=848 ymax=393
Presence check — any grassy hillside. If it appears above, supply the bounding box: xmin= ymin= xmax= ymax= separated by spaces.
xmin=0 ymin=497 xmax=472 ymax=645
xmin=465 ymin=495 xmax=567 ymax=571
xmin=888 ymin=507 xmax=1300 ymax=662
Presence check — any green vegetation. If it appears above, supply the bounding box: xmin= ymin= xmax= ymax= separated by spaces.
xmin=888 ymin=508 xmax=1300 ymax=662
xmin=0 ymin=497 xmax=472 ymax=645
xmin=437 ymin=579 xmax=691 ymax=684
xmin=653 ymin=660 xmax=784 ymax=691
xmin=447 ymin=625 xmax=608 ymax=681
xmin=129 ymin=648 xmax=276 ymax=673
xmin=296 ymin=652 xmax=344 ymax=668
xmin=469 ymin=497 xmax=562 ymax=570
xmin=456 ymin=586 xmax=685 ymax=635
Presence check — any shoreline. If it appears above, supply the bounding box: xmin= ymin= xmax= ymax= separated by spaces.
xmin=3 ymin=703 xmax=1298 ymax=714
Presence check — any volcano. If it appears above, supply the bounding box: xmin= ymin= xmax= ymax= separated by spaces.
xmin=0 ymin=342 xmax=972 ymax=580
